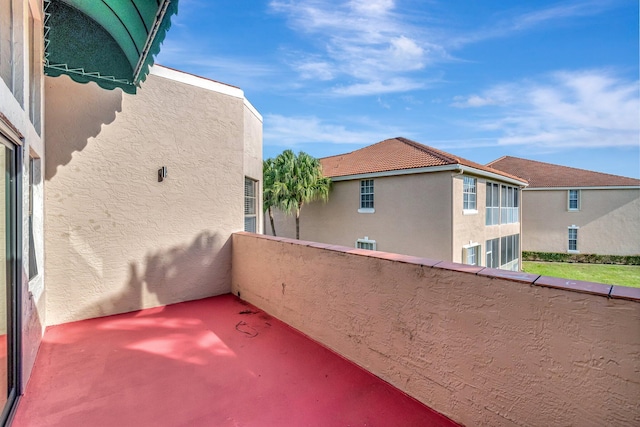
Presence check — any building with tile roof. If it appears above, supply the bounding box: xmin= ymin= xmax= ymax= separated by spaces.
xmin=488 ymin=156 xmax=640 ymax=256
xmin=271 ymin=138 xmax=527 ymax=269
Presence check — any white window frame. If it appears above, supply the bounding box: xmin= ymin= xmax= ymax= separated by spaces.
xmin=463 ymin=176 xmax=477 ymax=213
xmin=244 ymin=177 xmax=257 ymax=232
xmin=485 ymin=238 xmax=499 ymax=269
xmin=499 ymin=234 xmax=520 ymax=271
xmin=463 ymin=243 xmax=481 ymax=266
xmin=568 ymin=189 xmax=580 ymax=211
xmin=500 ymin=184 xmax=519 ymax=224
xmin=356 ymin=236 xmax=376 ymax=251
xmin=485 ymin=182 xmax=499 ymax=225
xmin=568 ymin=225 xmax=579 ymax=253
xmin=359 ymin=179 xmax=375 ymax=213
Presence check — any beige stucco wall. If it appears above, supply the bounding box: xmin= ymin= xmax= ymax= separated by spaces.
xmin=523 ymin=188 xmax=640 ymax=255
xmin=452 ymin=174 xmax=521 ymax=265
xmin=271 ymin=172 xmax=523 ymax=267
xmin=270 ymin=172 xmax=454 ymax=260
xmin=232 ymin=232 xmax=640 ymax=426
xmin=44 ymin=67 xmax=262 ymax=325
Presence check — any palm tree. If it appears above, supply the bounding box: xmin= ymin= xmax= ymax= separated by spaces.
xmin=263 ymin=158 xmax=279 ymax=236
xmin=274 ymin=150 xmax=330 ymax=239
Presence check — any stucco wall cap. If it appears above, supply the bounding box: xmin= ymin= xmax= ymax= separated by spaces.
xmin=533 ymin=275 xmax=612 ymax=297
xmin=610 ymin=286 xmax=640 ymax=302
xmin=477 ymin=268 xmax=539 ymax=284
xmin=433 ymin=261 xmax=484 ymax=274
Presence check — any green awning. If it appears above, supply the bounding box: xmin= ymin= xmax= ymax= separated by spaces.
xmin=44 ymin=0 xmax=178 ymax=94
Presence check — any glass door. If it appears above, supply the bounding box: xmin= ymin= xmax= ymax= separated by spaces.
xmin=0 ymin=136 xmax=19 ymax=424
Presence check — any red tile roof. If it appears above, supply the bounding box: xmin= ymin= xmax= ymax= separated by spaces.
xmin=320 ymin=137 xmax=525 ymax=183
xmin=487 ymin=156 xmax=640 ymax=188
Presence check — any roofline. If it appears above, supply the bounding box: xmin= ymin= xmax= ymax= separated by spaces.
xmin=459 ymin=165 xmax=528 ymax=187
xmin=149 ymin=65 xmax=263 ymax=122
xmin=329 ymin=164 xmax=528 ymax=186
xmin=524 ymin=186 xmax=640 ymax=191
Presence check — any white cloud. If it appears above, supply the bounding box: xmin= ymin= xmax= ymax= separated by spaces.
xmin=332 ymin=78 xmax=426 ymax=96
xmin=454 ymin=70 xmax=639 ymax=149
xmin=264 ymin=114 xmax=406 ymax=146
xmin=269 ymin=0 xmax=443 ymax=95
xmin=450 ymin=0 xmax=619 ymax=47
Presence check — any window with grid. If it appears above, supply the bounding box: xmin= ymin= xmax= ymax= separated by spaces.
xmin=500 ymin=185 xmax=519 ymax=224
xmin=244 ymin=177 xmax=257 ymax=232
xmin=464 ymin=244 xmax=480 ymax=266
xmin=356 ymin=237 xmax=376 ymax=250
xmin=568 ymin=190 xmax=580 ymax=211
xmin=500 ymin=234 xmax=520 ymax=271
xmin=463 ymin=176 xmax=477 ymax=211
xmin=568 ymin=227 xmax=578 ymax=252
xmin=485 ymin=238 xmax=499 ymax=268
xmin=360 ymin=179 xmax=374 ymax=209
xmin=485 ymin=182 xmax=499 ymax=225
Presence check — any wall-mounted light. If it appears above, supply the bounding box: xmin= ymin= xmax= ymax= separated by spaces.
xmin=158 ymin=166 xmax=167 ymax=182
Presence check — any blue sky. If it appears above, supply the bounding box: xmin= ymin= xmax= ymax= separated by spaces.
xmin=157 ymin=0 xmax=639 ymax=178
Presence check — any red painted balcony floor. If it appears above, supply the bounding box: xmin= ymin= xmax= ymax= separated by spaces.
xmin=14 ymin=295 xmax=457 ymax=427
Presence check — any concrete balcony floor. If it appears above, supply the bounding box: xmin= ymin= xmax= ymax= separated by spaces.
xmin=14 ymin=295 xmax=457 ymax=426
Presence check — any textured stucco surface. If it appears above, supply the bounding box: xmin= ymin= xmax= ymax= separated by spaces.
xmin=44 ymin=69 xmax=262 ymax=325
xmin=232 ymin=232 xmax=640 ymax=427
xmin=451 ymin=174 xmax=521 ymax=264
xmin=522 ymin=188 xmax=640 ymax=255
xmin=0 ymin=0 xmax=46 ymax=392
xmin=271 ymin=172 xmax=522 ymax=266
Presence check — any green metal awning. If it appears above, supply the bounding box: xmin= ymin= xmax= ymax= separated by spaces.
xmin=44 ymin=0 xmax=178 ymax=94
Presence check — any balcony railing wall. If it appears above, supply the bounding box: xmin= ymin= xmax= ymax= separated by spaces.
xmin=232 ymin=232 xmax=640 ymax=426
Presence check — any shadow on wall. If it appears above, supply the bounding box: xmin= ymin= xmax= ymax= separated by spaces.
xmin=44 ymin=75 xmax=123 ymax=180
xmin=74 ymin=232 xmax=232 ymax=321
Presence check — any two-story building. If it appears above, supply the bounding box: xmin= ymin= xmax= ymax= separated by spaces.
xmin=488 ymin=156 xmax=640 ymax=256
xmin=272 ymin=137 xmax=528 ymax=270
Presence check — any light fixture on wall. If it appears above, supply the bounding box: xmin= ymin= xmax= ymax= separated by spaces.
xmin=158 ymin=166 xmax=167 ymax=182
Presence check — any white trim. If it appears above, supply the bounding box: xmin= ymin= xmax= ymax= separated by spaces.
xmin=525 ymin=186 xmax=640 ymax=191
xmin=330 ymin=164 xmax=527 ymax=186
xmin=358 ymin=208 xmax=375 ymax=214
xmin=243 ymin=98 xmax=263 ymax=122
xmin=150 ymin=65 xmax=245 ymax=99
xmin=463 ymin=209 xmax=478 ymax=215
xmin=458 ymin=165 xmax=528 ymax=187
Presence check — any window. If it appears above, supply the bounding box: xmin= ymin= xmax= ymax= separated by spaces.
xmin=464 ymin=244 xmax=480 ymax=266
xmin=356 ymin=237 xmax=376 ymax=250
xmin=500 ymin=234 xmax=520 ymax=271
xmin=463 ymin=176 xmax=477 ymax=211
xmin=244 ymin=177 xmax=257 ymax=232
xmin=568 ymin=190 xmax=580 ymax=211
xmin=28 ymin=157 xmax=39 ymax=280
xmin=485 ymin=182 xmax=499 ymax=225
xmin=485 ymin=238 xmax=499 ymax=268
xmin=359 ymin=179 xmax=374 ymax=212
xmin=499 ymin=185 xmax=519 ymax=224
xmin=28 ymin=7 xmax=42 ymax=135
xmin=568 ymin=226 xmax=579 ymax=252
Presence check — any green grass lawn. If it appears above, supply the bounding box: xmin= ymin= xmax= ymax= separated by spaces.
xmin=522 ymin=261 xmax=640 ymax=288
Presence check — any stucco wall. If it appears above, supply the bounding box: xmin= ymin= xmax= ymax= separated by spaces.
xmin=452 ymin=174 xmax=521 ymax=264
xmin=523 ymin=188 xmax=640 ymax=255
xmin=44 ymin=68 xmax=262 ymax=325
xmin=270 ymin=172 xmax=454 ymax=260
xmin=0 ymin=0 xmax=46 ymax=392
xmin=232 ymin=232 xmax=640 ymax=427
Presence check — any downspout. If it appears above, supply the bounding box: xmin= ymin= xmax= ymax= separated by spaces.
xmin=451 ymin=166 xmax=463 ymax=262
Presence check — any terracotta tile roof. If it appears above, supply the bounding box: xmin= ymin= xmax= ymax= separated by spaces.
xmin=320 ymin=137 xmax=525 ymax=183
xmin=487 ymin=156 xmax=640 ymax=188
